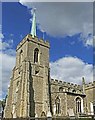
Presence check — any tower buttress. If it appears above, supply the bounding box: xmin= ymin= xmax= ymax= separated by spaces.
xmin=4 ymin=9 xmax=51 ymax=118
xmin=4 ymin=34 xmax=50 ymax=118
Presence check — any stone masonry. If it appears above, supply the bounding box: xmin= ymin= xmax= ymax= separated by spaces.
xmin=4 ymin=34 xmax=95 ymax=118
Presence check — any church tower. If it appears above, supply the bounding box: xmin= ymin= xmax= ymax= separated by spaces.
xmin=4 ymin=9 xmax=50 ymax=118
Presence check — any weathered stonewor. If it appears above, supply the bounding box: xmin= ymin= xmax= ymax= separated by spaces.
xmin=4 ymin=34 xmax=95 ymax=118
xmin=4 ymin=34 xmax=50 ymax=118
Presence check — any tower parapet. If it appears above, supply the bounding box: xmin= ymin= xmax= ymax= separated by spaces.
xmin=85 ymin=81 xmax=95 ymax=89
xmin=16 ymin=34 xmax=50 ymax=51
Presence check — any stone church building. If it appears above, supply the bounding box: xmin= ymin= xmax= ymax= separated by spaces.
xmin=4 ymin=10 xmax=95 ymax=118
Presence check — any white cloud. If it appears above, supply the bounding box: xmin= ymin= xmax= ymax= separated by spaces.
xmin=19 ymin=2 xmax=93 ymax=47
xmin=19 ymin=2 xmax=93 ymax=40
xmin=80 ymin=34 xmax=94 ymax=47
xmin=0 ymin=33 xmax=4 ymax=40
xmin=1 ymin=40 xmax=16 ymax=56
xmin=0 ymin=33 xmax=3 ymax=99
xmin=19 ymin=0 xmax=94 ymax=2
xmin=1 ymin=0 xmax=94 ymax=2
xmin=1 ymin=39 xmax=13 ymax=50
xmin=4 ymin=49 xmax=16 ymax=56
xmin=1 ymin=53 xmax=15 ymax=99
xmin=85 ymin=37 xmax=93 ymax=47
xmin=50 ymin=56 xmax=93 ymax=84
xmin=0 ymin=33 xmax=16 ymax=56
xmin=0 ymin=33 xmax=4 ymax=50
xmin=80 ymin=35 xmax=95 ymax=47
xmin=0 ymin=33 xmax=16 ymax=99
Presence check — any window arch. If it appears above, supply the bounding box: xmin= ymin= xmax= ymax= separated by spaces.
xmin=17 ymin=81 xmax=19 ymax=87
xmin=72 ymin=89 xmax=76 ymax=93
xmin=93 ymin=102 xmax=95 ymax=115
xmin=19 ymin=50 xmax=23 ymax=64
xmin=55 ymin=97 xmax=60 ymax=114
xmin=59 ymin=87 xmax=63 ymax=92
xmin=41 ymin=111 xmax=46 ymax=117
xmin=34 ymin=48 xmax=39 ymax=63
xmin=68 ymin=88 xmax=71 ymax=92
xmin=76 ymin=97 xmax=81 ymax=113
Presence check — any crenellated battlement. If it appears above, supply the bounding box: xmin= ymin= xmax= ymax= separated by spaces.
xmin=28 ymin=34 xmax=50 ymax=48
xmin=51 ymin=78 xmax=83 ymax=94
xmin=51 ymin=78 xmax=81 ymax=88
xmin=16 ymin=34 xmax=50 ymax=51
xmin=51 ymin=78 xmax=95 ymax=95
xmin=16 ymin=36 xmax=26 ymax=50
xmin=85 ymin=81 xmax=95 ymax=88
xmin=51 ymin=78 xmax=95 ymax=88
xmin=39 ymin=38 xmax=49 ymax=45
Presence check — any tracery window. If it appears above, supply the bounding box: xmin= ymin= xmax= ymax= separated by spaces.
xmin=55 ymin=97 xmax=60 ymax=114
xmin=34 ymin=48 xmax=39 ymax=63
xmin=76 ymin=97 xmax=81 ymax=113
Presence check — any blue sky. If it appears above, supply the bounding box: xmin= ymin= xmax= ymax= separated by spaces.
xmin=2 ymin=2 xmax=93 ymax=63
xmin=1 ymin=2 xmax=93 ymax=99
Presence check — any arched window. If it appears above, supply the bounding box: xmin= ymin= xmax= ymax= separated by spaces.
xmin=90 ymin=102 xmax=94 ymax=115
xmin=68 ymin=88 xmax=71 ymax=92
xmin=41 ymin=111 xmax=46 ymax=117
xmin=72 ymin=89 xmax=76 ymax=93
xmin=55 ymin=97 xmax=60 ymax=114
xmin=93 ymin=102 xmax=95 ymax=115
xmin=19 ymin=50 xmax=23 ymax=64
xmin=17 ymin=81 xmax=19 ymax=87
xmin=59 ymin=87 xmax=63 ymax=92
xmin=76 ymin=97 xmax=81 ymax=113
xmin=34 ymin=48 xmax=39 ymax=63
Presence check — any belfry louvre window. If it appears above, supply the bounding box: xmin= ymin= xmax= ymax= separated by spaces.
xmin=55 ymin=97 xmax=60 ymax=114
xmin=34 ymin=48 xmax=39 ymax=63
